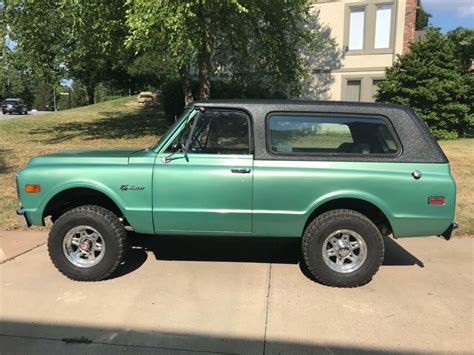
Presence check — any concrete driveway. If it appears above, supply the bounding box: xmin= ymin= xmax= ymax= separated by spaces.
xmin=0 ymin=231 xmax=472 ymax=354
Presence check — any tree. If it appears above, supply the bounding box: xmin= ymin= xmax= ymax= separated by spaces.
xmin=376 ymin=29 xmax=473 ymax=139
xmin=415 ymin=0 xmax=431 ymax=31
xmin=0 ymin=45 xmax=36 ymax=105
xmin=70 ymin=81 xmax=89 ymax=108
xmin=126 ymin=51 xmax=178 ymax=90
xmin=63 ymin=0 xmax=132 ymax=103
xmin=447 ymin=27 xmax=474 ymax=73
xmin=126 ymin=0 xmax=329 ymax=104
xmin=33 ymin=82 xmax=55 ymax=111
xmin=4 ymin=1 xmax=65 ymax=96
xmin=4 ymin=0 xmax=132 ymax=104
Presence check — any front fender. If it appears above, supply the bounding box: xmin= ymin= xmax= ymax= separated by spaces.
xmin=26 ymin=181 xmax=127 ymax=226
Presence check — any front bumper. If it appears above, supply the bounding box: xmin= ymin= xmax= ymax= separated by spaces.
xmin=440 ymin=223 xmax=459 ymax=240
xmin=16 ymin=207 xmax=31 ymax=227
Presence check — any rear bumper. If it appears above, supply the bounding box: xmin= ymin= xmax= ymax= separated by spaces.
xmin=16 ymin=207 xmax=31 ymax=227
xmin=439 ymin=223 xmax=458 ymax=240
xmin=3 ymin=108 xmax=23 ymax=113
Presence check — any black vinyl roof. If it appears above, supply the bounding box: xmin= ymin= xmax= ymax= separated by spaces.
xmin=194 ymin=99 xmax=404 ymax=109
xmin=190 ymin=99 xmax=447 ymax=163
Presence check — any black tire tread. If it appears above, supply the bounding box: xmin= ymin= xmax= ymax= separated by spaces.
xmin=48 ymin=205 xmax=127 ymax=281
xmin=302 ymin=209 xmax=384 ymax=288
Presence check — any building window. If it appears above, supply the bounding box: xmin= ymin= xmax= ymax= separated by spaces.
xmin=345 ymin=2 xmax=395 ymax=54
xmin=348 ymin=8 xmax=365 ymax=50
xmin=342 ymin=77 xmax=386 ymax=102
xmin=374 ymin=4 xmax=393 ymax=49
xmin=346 ymin=80 xmax=361 ymax=102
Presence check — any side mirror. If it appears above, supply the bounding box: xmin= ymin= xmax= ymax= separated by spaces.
xmin=171 ymin=142 xmax=184 ymax=152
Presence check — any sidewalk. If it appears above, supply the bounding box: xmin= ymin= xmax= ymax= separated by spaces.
xmin=1 ymin=232 xmax=473 ymax=354
xmin=0 ymin=231 xmax=47 ymax=263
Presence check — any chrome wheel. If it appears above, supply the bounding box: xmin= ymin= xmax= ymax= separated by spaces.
xmin=322 ymin=229 xmax=367 ymax=273
xmin=62 ymin=225 xmax=105 ymax=268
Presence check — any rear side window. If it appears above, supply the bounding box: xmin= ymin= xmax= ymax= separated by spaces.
xmin=268 ymin=114 xmax=399 ymax=156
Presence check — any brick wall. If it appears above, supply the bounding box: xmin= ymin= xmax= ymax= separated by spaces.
xmin=403 ymin=0 xmax=417 ymax=53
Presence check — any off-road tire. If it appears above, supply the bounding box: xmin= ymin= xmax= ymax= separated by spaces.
xmin=48 ymin=205 xmax=128 ymax=281
xmin=302 ymin=209 xmax=384 ymax=287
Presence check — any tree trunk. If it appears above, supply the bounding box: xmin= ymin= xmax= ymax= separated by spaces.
xmin=86 ymin=82 xmax=95 ymax=105
xmin=179 ymin=66 xmax=194 ymax=106
xmin=197 ymin=0 xmax=215 ymax=101
xmin=198 ymin=49 xmax=211 ymax=100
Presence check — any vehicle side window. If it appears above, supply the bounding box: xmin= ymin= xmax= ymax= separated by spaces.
xmin=190 ymin=111 xmax=251 ymax=154
xmin=166 ymin=110 xmax=251 ymax=155
xmin=268 ymin=114 xmax=399 ymax=155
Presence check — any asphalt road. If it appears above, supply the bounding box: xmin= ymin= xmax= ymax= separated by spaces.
xmin=0 ymin=111 xmax=50 ymax=121
xmin=0 ymin=231 xmax=472 ymax=354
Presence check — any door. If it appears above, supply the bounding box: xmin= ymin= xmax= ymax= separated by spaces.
xmin=153 ymin=109 xmax=254 ymax=235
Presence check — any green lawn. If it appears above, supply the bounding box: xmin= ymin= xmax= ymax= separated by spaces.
xmin=0 ymin=99 xmax=472 ymax=236
xmin=0 ymin=97 xmax=166 ymax=230
xmin=438 ymin=139 xmax=474 ymax=237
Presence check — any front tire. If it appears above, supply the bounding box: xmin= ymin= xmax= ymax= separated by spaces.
xmin=302 ymin=209 xmax=384 ymax=287
xmin=48 ymin=205 xmax=128 ymax=281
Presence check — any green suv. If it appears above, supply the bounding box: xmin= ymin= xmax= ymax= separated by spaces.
xmin=16 ymin=101 xmax=457 ymax=287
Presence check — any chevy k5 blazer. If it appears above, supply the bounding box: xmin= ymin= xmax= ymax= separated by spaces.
xmin=16 ymin=100 xmax=457 ymax=287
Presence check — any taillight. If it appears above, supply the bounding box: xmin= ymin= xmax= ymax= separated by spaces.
xmin=428 ymin=196 xmax=445 ymax=205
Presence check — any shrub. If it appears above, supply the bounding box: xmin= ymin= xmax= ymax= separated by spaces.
xmin=376 ymin=29 xmax=473 ymax=139
xmin=161 ymin=80 xmax=199 ymax=119
xmin=70 ymin=82 xmax=89 ymax=108
xmin=33 ymin=82 xmax=55 ymax=111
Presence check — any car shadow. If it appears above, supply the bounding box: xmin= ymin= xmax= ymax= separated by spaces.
xmin=110 ymin=234 xmax=424 ymax=280
xmin=0 ymin=319 xmax=424 ymax=354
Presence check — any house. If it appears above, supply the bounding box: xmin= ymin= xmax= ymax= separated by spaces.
xmin=312 ymin=0 xmax=417 ymax=102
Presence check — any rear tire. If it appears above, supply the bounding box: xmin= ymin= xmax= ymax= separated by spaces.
xmin=48 ymin=205 xmax=128 ymax=281
xmin=302 ymin=209 xmax=384 ymax=287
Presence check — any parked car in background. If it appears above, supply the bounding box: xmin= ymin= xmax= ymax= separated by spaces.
xmin=2 ymin=98 xmax=28 ymax=115
xmin=16 ymin=100 xmax=457 ymax=287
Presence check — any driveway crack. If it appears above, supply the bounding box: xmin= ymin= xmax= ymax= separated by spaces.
xmin=0 ymin=242 xmax=46 ymax=264
xmin=262 ymin=263 xmax=272 ymax=355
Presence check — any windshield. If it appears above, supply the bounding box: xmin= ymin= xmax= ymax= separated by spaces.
xmin=150 ymin=108 xmax=194 ymax=151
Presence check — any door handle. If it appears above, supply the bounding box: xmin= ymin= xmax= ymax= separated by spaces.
xmin=231 ymin=168 xmax=251 ymax=174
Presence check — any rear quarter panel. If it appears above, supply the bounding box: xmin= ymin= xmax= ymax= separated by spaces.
xmin=252 ymin=160 xmax=456 ymax=238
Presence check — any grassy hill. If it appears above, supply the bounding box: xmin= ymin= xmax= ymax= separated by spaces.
xmin=0 ymin=98 xmax=472 ymax=236
xmin=0 ymin=97 xmax=167 ymax=230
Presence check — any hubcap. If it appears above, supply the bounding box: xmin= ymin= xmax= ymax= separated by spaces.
xmin=322 ymin=229 xmax=367 ymax=273
xmin=63 ymin=226 xmax=105 ymax=268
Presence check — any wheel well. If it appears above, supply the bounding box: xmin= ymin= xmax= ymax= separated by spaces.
xmin=43 ymin=188 xmax=125 ymax=224
xmin=305 ymin=198 xmax=393 ymax=235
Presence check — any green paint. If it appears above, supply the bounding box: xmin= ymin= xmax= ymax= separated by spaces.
xmin=17 ymin=110 xmax=456 ymax=238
